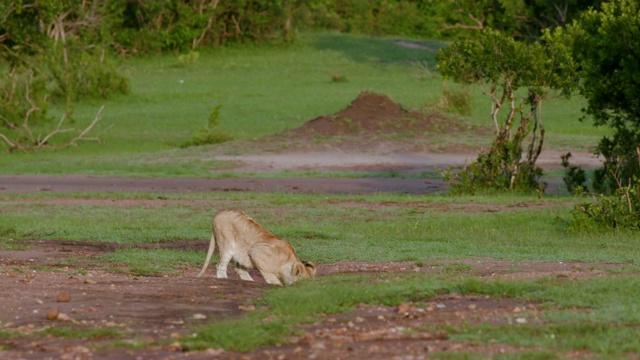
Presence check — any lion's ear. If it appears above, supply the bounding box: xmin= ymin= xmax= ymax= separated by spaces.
xmin=304 ymin=261 xmax=316 ymax=276
xmin=292 ymin=262 xmax=305 ymax=276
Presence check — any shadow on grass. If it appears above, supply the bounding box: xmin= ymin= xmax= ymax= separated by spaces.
xmin=308 ymin=33 xmax=446 ymax=69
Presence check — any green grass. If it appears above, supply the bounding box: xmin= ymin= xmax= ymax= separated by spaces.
xmin=451 ymin=277 xmax=640 ymax=355
xmin=99 ymin=248 xmax=204 ymax=276
xmin=3 ymin=191 xmax=639 ymax=356
xmin=0 ymin=32 xmax=605 ymax=177
xmin=186 ymin=273 xmax=640 ymax=355
xmin=1 ymin=192 xmax=638 ymax=265
xmin=38 ymin=326 xmax=123 ymax=340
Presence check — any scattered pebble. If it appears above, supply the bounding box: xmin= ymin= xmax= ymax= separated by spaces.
xmin=57 ymin=292 xmax=72 ymax=303
xmin=46 ymin=308 xmax=59 ymax=321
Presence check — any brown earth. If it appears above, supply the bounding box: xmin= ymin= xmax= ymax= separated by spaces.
xmin=0 ymin=92 xmax=609 ymax=359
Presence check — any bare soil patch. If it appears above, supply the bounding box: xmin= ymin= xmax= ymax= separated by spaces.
xmin=0 ymin=240 xmax=626 ymax=360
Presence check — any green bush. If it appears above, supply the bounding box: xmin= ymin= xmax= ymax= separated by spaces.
xmin=439 ymin=82 xmax=471 ymax=116
xmin=561 ymin=152 xmax=588 ymax=194
xmin=45 ymin=42 xmax=130 ymax=103
xmin=442 ymin=140 xmax=544 ymax=195
xmin=568 ymin=177 xmax=640 ymax=232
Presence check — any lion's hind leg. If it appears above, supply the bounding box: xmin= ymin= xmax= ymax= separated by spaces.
xmin=216 ymin=252 xmax=232 ymax=279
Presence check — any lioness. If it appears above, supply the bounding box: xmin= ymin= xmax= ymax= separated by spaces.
xmin=197 ymin=210 xmax=316 ymax=286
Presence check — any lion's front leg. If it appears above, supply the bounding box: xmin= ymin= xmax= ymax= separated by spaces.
xmin=261 ymin=273 xmax=283 ymax=286
xmin=234 ymin=266 xmax=254 ymax=281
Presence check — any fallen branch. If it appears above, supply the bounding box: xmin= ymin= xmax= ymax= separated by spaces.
xmin=0 ymin=105 xmax=106 ymax=152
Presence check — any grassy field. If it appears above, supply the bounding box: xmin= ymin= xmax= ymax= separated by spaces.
xmin=1 ymin=193 xmax=638 ymax=264
xmin=1 ymin=32 xmax=632 ymax=359
xmin=1 ymin=192 xmax=639 ymax=357
xmin=0 ymin=32 xmax=603 ymax=177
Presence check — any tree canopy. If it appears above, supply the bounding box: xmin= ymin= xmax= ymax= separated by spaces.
xmin=570 ymin=0 xmax=640 ymax=191
xmin=436 ymin=29 xmax=577 ymax=193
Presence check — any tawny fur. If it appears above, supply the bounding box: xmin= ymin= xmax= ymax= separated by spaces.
xmin=197 ymin=210 xmax=316 ymax=286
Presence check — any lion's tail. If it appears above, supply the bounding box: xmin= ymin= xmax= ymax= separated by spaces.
xmin=197 ymin=230 xmax=217 ymax=277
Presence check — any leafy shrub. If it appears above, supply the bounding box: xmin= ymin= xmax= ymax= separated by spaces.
xmin=178 ymin=51 xmax=200 ymax=66
xmin=568 ymin=177 xmax=640 ymax=232
xmin=561 ymin=152 xmax=588 ymax=194
xmin=45 ymin=42 xmax=130 ymax=103
xmin=439 ymin=83 xmax=471 ymax=116
xmin=0 ymin=67 xmax=50 ymax=129
xmin=443 ymin=140 xmax=544 ymax=195
xmin=181 ymin=105 xmax=233 ymax=148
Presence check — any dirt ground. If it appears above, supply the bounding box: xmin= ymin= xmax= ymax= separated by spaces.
xmin=0 ymin=240 xmax=625 ymax=360
xmin=0 ymin=92 xmax=609 ymax=359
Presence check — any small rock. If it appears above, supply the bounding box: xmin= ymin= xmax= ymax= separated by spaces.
xmin=355 ymin=316 xmax=364 ymax=323
xmin=468 ymin=304 xmax=477 ymax=310
xmin=516 ymin=317 xmax=528 ymax=324
xmin=46 ymin=309 xmax=60 ymax=320
xmin=347 ymin=321 xmax=355 ymax=328
xmin=513 ymin=307 xmax=522 ymax=313
xmin=397 ymin=303 xmax=411 ymax=314
xmin=192 ymin=313 xmax=207 ymax=320
xmin=436 ymin=303 xmax=446 ymax=309
xmin=205 ymin=348 xmax=225 ymax=356
xmin=56 ymin=313 xmax=74 ymax=322
xmin=9 ymin=272 xmax=18 ymax=278
xmin=166 ymin=342 xmax=183 ymax=352
xmin=56 ymin=293 xmax=71 ymax=303
xmin=310 ymin=341 xmax=326 ymax=350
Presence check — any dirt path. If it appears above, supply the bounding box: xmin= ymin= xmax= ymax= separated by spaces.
xmin=0 ymin=175 xmax=444 ymax=195
xmin=0 ymin=149 xmax=600 ymax=195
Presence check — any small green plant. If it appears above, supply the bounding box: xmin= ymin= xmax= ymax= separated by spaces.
xmin=439 ymin=82 xmax=471 ymax=116
xmin=180 ymin=104 xmax=233 ymax=148
xmin=568 ymin=176 xmax=640 ymax=231
xmin=178 ymin=51 xmax=200 ymax=66
xmin=330 ymin=72 xmax=348 ymax=83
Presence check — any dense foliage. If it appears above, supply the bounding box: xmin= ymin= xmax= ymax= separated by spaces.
xmin=300 ymin=0 xmax=602 ymax=40
xmin=569 ymin=0 xmax=640 ymax=193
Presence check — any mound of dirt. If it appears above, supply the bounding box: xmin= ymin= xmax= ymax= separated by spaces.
xmin=287 ymin=91 xmax=467 ymax=137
